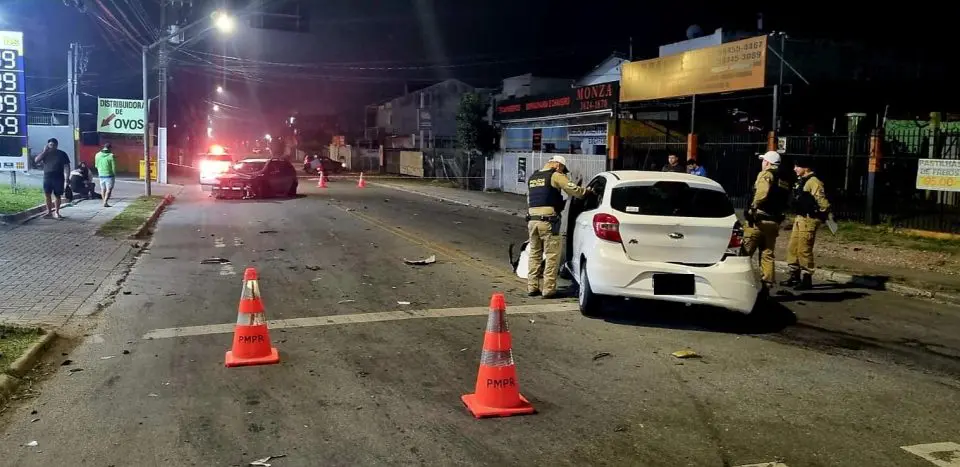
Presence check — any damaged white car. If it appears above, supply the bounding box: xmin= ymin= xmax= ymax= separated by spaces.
xmin=514 ymin=171 xmax=763 ymax=317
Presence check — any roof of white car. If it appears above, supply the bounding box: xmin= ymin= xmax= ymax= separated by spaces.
xmin=603 ymin=170 xmax=725 ymax=190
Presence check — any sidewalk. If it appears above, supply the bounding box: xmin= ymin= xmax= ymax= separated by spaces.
xmin=0 ymin=180 xmax=179 ymax=328
xmin=371 ymin=179 xmax=960 ymax=298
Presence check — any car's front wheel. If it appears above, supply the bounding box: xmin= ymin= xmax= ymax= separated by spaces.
xmin=578 ymin=262 xmax=603 ymax=317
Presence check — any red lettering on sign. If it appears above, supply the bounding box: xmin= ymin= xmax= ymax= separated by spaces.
xmin=497 ymin=103 xmax=522 ymax=114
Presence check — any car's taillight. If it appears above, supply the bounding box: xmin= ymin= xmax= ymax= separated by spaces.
xmin=725 ymin=222 xmax=745 ymax=256
xmin=593 ymin=213 xmax=621 ymax=243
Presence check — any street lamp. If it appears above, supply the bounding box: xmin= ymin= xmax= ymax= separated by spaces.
xmin=264 ymin=134 xmax=272 ymax=141
xmin=216 ymin=85 xmax=224 ymax=94
xmin=142 ymin=10 xmax=234 ymax=195
xmin=213 ymin=104 xmax=220 ymax=112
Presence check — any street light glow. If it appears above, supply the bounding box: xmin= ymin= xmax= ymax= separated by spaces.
xmin=207 ymin=127 xmax=213 ymax=138
xmin=213 ymin=104 xmax=220 ymax=112
xmin=213 ymin=11 xmax=235 ymax=33
xmin=216 ymin=86 xmax=223 ymax=93
xmin=265 ymin=134 xmax=272 ymax=141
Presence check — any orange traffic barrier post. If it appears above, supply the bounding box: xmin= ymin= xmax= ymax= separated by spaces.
xmin=461 ymin=293 xmax=535 ymax=418
xmin=357 ymin=172 xmax=366 ymax=188
xmin=225 ymin=267 xmax=280 ymax=367
xmin=317 ymin=170 xmax=327 ymax=188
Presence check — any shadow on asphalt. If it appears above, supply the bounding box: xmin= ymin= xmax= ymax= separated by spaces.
xmin=774 ymin=289 xmax=870 ymax=303
xmin=591 ymin=297 xmax=798 ymax=335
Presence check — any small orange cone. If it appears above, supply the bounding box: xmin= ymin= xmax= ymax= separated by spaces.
xmin=461 ymin=293 xmax=535 ymax=418
xmin=317 ymin=170 xmax=327 ymax=188
xmin=357 ymin=172 xmax=366 ymax=188
xmin=225 ymin=267 xmax=280 ymax=367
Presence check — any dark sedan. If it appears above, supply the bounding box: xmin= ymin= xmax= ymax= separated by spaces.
xmin=212 ymin=158 xmax=299 ymax=199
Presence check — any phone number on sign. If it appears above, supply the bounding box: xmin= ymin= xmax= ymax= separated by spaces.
xmin=917 ymin=176 xmax=959 ymax=189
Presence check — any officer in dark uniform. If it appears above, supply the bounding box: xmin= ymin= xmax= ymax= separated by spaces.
xmin=781 ymin=157 xmax=832 ymax=290
xmin=526 ymin=155 xmax=590 ymax=298
xmin=743 ymin=151 xmax=790 ymax=290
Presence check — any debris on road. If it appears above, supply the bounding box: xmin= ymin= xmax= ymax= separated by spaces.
xmin=671 ymin=349 xmax=701 ymax=359
xmin=60 ymin=359 xmax=73 ymax=366
xmin=403 ymin=255 xmax=436 ymax=266
xmin=24 ymin=441 xmax=37 ymax=447
xmin=337 ymin=299 xmax=355 ymax=304
xmin=162 ymin=256 xmax=176 ymax=260
xmin=67 ymin=368 xmax=83 ymax=373
xmin=147 ymin=393 xmax=159 ymax=397
xmin=259 ymin=230 xmax=278 ymax=234
xmin=123 ymin=350 xmax=130 ymax=355
xmin=200 ymin=257 xmax=230 ymax=264
xmin=100 ymin=356 xmax=116 ymax=360
xmin=397 ymin=301 xmax=411 ymax=305
xmin=853 ymin=316 xmax=871 ymax=321
xmin=250 ymin=455 xmax=286 ymax=466
xmin=592 ymin=352 xmax=612 ymax=361
xmin=305 ymin=265 xmax=322 ymax=271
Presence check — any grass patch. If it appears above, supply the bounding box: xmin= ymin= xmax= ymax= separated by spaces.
xmin=96 ymin=195 xmax=164 ymax=238
xmin=0 ymin=184 xmax=45 ymax=215
xmin=0 ymin=326 xmax=43 ymax=370
xmin=834 ymin=222 xmax=960 ymax=255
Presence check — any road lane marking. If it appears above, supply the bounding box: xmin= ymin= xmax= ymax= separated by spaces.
xmin=214 ymin=237 xmax=226 ymax=248
xmin=734 ymin=463 xmax=788 ymax=467
xmin=233 ymin=237 xmax=243 ymax=247
xmin=335 ymin=205 xmax=523 ymax=284
xmin=219 ymin=264 xmax=236 ymax=276
xmin=142 ymin=302 xmax=577 ymax=340
xmin=901 ymin=442 xmax=960 ymax=466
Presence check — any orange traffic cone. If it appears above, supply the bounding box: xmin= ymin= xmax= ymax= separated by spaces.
xmin=461 ymin=293 xmax=535 ymax=418
xmin=317 ymin=171 xmax=327 ymax=188
xmin=357 ymin=172 xmax=366 ymax=188
xmin=225 ymin=267 xmax=280 ymax=367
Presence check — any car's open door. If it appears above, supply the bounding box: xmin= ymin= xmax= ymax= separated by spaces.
xmin=562 ymin=194 xmax=585 ymax=279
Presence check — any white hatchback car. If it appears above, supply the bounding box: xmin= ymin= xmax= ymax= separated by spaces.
xmin=565 ymin=171 xmax=762 ymax=316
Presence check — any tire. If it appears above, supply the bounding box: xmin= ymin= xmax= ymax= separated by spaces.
xmin=287 ymin=182 xmax=298 ymax=197
xmin=578 ymin=262 xmax=603 ymax=317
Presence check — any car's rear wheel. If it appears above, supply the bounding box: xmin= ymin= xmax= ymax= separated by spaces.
xmin=578 ymin=262 xmax=603 ymax=317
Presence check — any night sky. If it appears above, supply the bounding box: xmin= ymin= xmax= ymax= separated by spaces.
xmin=4 ymin=0 xmax=954 ymax=144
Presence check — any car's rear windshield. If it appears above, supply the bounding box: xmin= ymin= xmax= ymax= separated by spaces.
xmin=610 ymin=181 xmax=734 ymax=218
xmin=233 ymin=161 xmax=267 ymax=173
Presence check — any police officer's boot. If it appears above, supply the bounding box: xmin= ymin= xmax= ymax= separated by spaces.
xmin=795 ymin=273 xmax=814 ymax=291
xmin=779 ymin=269 xmax=801 ymax=287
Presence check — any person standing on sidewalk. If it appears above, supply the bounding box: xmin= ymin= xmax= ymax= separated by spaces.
xmin=661 ymin=153 xmax=686 ymax=173
xmin=781 ymin=157 xmax=833 ymax=290
xmin=526 ymin=155 xmax=590 ymax=299
xmin=743 ymin=151 xmax=790 ymax=290
xmin=33 ymin=138 xmax=71 ymax=219
xmin=94 ymin=142 xmax=117 ymax=207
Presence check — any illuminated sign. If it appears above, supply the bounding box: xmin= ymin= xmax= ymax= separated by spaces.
xmin=620 ymin=35 xmax=768 ymax=102
xmin=0 ymin=31 xmax=27 ymax=165
xmin=495 ymin=82 xmax=619 ymax=121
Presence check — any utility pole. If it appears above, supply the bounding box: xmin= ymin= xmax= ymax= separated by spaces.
xmin=158 ymin=0 xmax=169 ymax=185
xmin=67 ymin=43 xmax=80 ymax=165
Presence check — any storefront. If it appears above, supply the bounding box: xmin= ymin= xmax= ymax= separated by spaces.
xmin=486 ymin=82 xmax=619 ymax=194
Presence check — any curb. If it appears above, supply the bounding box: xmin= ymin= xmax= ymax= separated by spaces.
xmin=375 ymin=182 xmax=960 ymax=306
xmin=0 ymin=203 xmax=46 ymax=225
xmin=129 ymin=194 xmax=175 ymax=240
xmin=0 ymin=330 xmax=57 ymax=400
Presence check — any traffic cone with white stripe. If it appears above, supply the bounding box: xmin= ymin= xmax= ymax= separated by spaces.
xmin=225 ymin=267 xmax=280 ymax=367
xmin=357 ymin=172 xmax=366 ymax=188
xmin=317 ymin=170 xmax=327 ymax=188
xmin=461 ymin=293 xmax=535 ymax=418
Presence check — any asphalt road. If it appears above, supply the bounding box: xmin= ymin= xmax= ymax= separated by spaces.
xmin=1 ymin=176 xmax=958 ymax=466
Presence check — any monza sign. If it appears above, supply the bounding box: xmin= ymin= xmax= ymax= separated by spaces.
xmin=97 ymin=97 xmax=145 ymax=135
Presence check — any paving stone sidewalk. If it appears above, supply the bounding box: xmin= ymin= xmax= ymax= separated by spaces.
xmin=371 ymin=179 xmax=960 ymax=296
xmin=0 ymin=181 xmax=178 ymax=328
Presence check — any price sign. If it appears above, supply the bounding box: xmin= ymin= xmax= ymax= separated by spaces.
xmin=0 ymin=31 xmax=26 ymax=164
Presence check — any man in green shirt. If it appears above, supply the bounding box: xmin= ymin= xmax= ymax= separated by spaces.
xmin=94 ymin=142 xmax=117 ymax=207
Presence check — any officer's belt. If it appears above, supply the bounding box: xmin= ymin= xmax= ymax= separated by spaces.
xmin=526 ymin=214 xmax=559 ymax=222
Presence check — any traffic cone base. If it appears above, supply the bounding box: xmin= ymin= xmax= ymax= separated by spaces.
xmin=226 ymin=347 xmax=279 ymax=367
xmin=225 ymin=323 xmax=279 ymax=367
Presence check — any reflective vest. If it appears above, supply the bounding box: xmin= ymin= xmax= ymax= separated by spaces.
xmin=527 ymin=169 xmax=564 ymax=213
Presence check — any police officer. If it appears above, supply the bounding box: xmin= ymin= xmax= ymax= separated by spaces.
xmin=527 ymin=155 xmax=590 ymax=298
xmin=781 ymin=157 xmax=832 ymax=290
xmin=743 ymin=151 xmax=790 ymax=290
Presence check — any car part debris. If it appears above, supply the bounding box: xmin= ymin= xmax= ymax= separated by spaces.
xmin=250 ymin=454 xmax=286 ymax=466
xmin=403 ymin=255 xmax=436 ymax=266
xmin=200 ymin=257 xmax=231 ymax=264
xmin=592 ymin=352 xmax=611 ymax=361
xmin=337 ymin=299 xmax=355 ymax=304
xmin=258 ymin=230 xmax=278 ymax=234
xmin=671 ymin=349 xmax=701 ymax=359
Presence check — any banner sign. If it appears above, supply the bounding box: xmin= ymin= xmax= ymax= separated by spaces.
xmin=97 ymin=97 xmax=146 ymax=134
xmin=495 ymin=82 xmax=619 ymax=121
xmin=620 ymin=35 xmax=768 ymax=102
xmin=916 ymin=159 xmax=960 ymax=192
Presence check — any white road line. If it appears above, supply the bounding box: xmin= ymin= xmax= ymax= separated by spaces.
xmin=219 ymin=264 xmax=236 ymax=276
xmin=734 ymin=463 xmax=788 ymax=467
xmin=214 ymin=237 xmax=226 ymax=248
xmin=142 ymin=302 xmax=578 ymax=340
xmin=233 ymin=237 xmax=243 ymax=247
xmin=901 ymin=442 xmax=960 ymax=466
